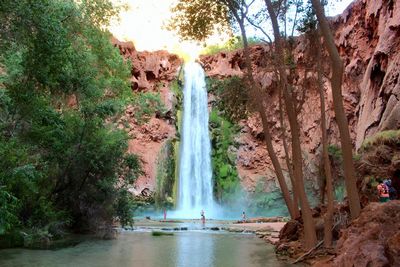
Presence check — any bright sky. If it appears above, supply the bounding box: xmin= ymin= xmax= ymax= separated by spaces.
xmin=109 ymin=0 xmax=354 ymax=54
xmin=326 ymin=0 xmax=354 ymax=16
xmin=109 ymin=0 xmax=229 ymax=59
xmin=109 ymin=0 xmax=179 ymax=51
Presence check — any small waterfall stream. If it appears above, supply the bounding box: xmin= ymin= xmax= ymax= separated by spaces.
xmin=176 ymin=62 xmax=216 ymax=218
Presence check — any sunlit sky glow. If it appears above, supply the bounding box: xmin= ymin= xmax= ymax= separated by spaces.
xmin=109 ymin=0 xmax=230 ymax=59
xmin=109 ymin=0 xmax=354 ymax=56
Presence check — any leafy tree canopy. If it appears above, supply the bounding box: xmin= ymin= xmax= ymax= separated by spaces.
xmin=0 ymin=0 xmax=138 ymax=238
xmin=168 ymin=0 xmax=231 ymax=42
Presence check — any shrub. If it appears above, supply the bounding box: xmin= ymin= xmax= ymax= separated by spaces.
xmin=360 ymin=130 xmax=400 ymax=152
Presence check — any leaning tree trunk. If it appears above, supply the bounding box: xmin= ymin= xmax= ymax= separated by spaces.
xmin=222 ymin=0 xmax=298 ymax=218
xmin=236 ymin=20 xmax=297 ymax=219
xmin=311 ymin=0 xmax=361 ymax=219
xmin=264 ymin=0 xmax=317 ymax=249
xmin=278 ymin=80 xmax=300 ymax=218
xmin=315 ymin=31 xmax=334 ymax=247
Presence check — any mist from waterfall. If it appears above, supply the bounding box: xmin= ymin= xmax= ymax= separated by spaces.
xmin=175 ymin=62 xmax=216 ymax=218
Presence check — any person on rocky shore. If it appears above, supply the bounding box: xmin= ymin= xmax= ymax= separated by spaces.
xmin=377 ymin=178 xmax=390 ymax=202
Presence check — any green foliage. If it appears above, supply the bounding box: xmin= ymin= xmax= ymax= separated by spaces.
xmin=246 ymin=179 xmax=288 ymax=215
xmin=206 ymin=76 xmax=247 ymax=203
xmin=168 ymin=0 xmax=230 ymax=42
xmin=152 ymin=231 xmax=174 ymax=236
xmin=170 ymin=79 xmax=183 ymax=108
xmin=360 ymin=130 xmax=400 ymax=151
xmin=0 ymin=0 xmax=138 ymax=238
xmin=170 ymin=77 xmax=184 ymax=139
xmin=155 ymin=140 xmax=176 ymax=208
xmin=124 ymin=154 xmax=142 ymax=184
xmin=22 ymin=228 xmax=53 ymax=248
xmin=115 ymin=189 xmax=134 ymax=227
xmin=207 ymin=77 xmax=250 ymax=123
xmin=0 ymin=187 xmax=19 ymax=235
xmin=201 ymin=36 xmax=262 ymax=55
xmin=128 ymin=92 xmax=167 ymax=125
xmin=0 ymin=231 xmax=24 ymax=249
xmin=334 ymin=180 xmax=346 ymax=202
xmin=209 ymin=109 xmax=241 ymax=203
xmin=328 ymin=144 xmax=343 ymax=161
xmin=296 ymin=0 xmax=318 ymax=34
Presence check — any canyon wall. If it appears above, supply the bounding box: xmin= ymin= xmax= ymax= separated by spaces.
xmin=112 ymin=38 xmax=182 ymax=195
xmin=200 ymin=0 xmax=400 ymax=193
xmin=112 ymin=0 xmax=400 ymax=198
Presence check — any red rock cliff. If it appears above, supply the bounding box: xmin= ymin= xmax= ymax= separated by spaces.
xmin=112 ymin=38 xmax=182 ymax=194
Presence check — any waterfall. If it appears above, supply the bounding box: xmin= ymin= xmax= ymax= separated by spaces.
xmin=176 ymin=62 xmax=216 ymax=218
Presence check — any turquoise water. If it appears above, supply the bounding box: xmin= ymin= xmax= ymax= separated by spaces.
xmin=0 ymin=230 xmax=293 ymax=267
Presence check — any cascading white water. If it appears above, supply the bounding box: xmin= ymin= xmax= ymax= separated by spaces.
xmin=176 ymin=62 xmax=216 ymax=218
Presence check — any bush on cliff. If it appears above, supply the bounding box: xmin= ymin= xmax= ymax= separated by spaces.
xmin=209 ymin=109 xmax=241 ymax=203
xmin=207 ymin=77 xmax=243 ymax=203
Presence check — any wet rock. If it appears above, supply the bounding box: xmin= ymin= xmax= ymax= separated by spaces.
xmin=141 ymin=188 xmax=151 ymax=197
xmin=279 ymin=220 xmax=301 ymax=242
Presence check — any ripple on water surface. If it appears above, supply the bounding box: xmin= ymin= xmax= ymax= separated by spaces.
xmin=0 ymin=231 xmax=295 ymax=267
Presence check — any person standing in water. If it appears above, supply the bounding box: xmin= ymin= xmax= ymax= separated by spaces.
xmin=241 ymin=211 xmax=247 ymax=222
xmin=201 ymin=209 xmax=205 ymax=225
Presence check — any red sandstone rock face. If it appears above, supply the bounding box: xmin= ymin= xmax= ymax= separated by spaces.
xmin=112 ymin=38 xmax=182 ymax=194
xmin=112 ymin=38 xmax=182 ymax=92
xmin=332 ymin=201 xmax=400 ymax=267
xmin=333 ymin=0 xmax=400 ymax=148
xmin=200 ymin=0 xmax=400 ymax=193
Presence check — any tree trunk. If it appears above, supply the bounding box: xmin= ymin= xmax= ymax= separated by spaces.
xmin=278 ymin=84 xmax=300 ymax=218
xmin=311 ymin=0 xmax=361 ymax=219
xmin=232 ymin=13 xmax=296 ymax=219
xmin=315 ymin=32 xmax=334 ymax=247
xmin=264 ymin=0 xmax=317 ymax=249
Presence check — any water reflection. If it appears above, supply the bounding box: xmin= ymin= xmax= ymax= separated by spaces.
xmin=176 ymin=231 xmax=215 ymax=267
xmin=0 ymin=231 xmax=294 ymax=267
